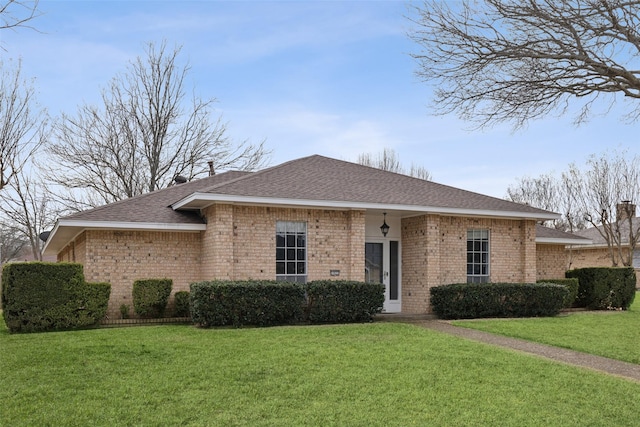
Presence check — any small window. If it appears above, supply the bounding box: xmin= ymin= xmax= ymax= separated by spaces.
xmin=276 ymin=221 xmax=307 ymax=283
xmin=467 ymin=229 xmax=489 ymax=283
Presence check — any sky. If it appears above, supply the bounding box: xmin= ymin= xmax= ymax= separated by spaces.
xmin=2 ymin=0 xmax=639 ymax=198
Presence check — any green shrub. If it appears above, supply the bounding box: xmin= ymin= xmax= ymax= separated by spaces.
xmin=120 ymin=304 xmax=130 ymax=319
xmin=174 ymin=291 xmax=190 ymax=317
xmin=305 ymin=280 xmax=385 ymax=323
xmin=537 ymin=278 xmax=579 ymax=308
xmin=1 ymin=262 xmax=111 ymax=333
xmin=190 ymin=280 xmax=305 ymax=327
xmin=566 ymin=267 xmax=636 ymax=310
xmin=430 ymin=282 xmax=568 ymax=320
xmin=132 ymin=279 xmax=172 ymax=318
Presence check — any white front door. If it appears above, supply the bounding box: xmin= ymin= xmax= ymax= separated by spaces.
xmin=365 ymin=239 xmax=401 ymax=313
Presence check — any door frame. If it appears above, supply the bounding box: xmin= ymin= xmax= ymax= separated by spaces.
xmin=365 ymin=238 xmax=401 ymax=313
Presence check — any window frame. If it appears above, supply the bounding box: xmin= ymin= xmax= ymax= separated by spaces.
xmin=276 ymin=221 xmax=307 ymax=283
xmin=466 ymin=229 xmax=490 ymax=284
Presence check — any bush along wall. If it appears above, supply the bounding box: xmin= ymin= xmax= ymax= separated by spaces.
xmin=566 ymin=267 xmax=636 ymax=310
xmin=305 ymin=280 xmax=385 ymax=323
xmin=1 ymin=262 xmax=111 ymax=333
xmin=190 ymin=280 xmax=305 ymax=327
xmin=132 ymin=279 xmax=172 ymax=318
xmin=189 ymin=280 xmax=385 ymax=327
xmin=537 ymin=278 xmax=579 ymax=308
xmin=430 ymin=282 xmax=568 ymax=320
xmin=174 ymin=291 xmax=190 ymax=317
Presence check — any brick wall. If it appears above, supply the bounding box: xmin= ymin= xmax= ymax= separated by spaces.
xmin=58 ymin=206 xmax=366 ymax=318
xmin=536 ymin=244 xmax=568 ymax=280
xmin=68 ymin=230 xmax=202 ymax=319
xmin=401 ymin=215 xmax=537 ymax=314
xmin=202 ymin=205 xmax=365 ymax=281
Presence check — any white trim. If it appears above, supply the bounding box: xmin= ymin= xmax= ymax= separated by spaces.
xmin=536 ymin=237 xmax=592 ymax=245
xmin=42 ymin=220 xmax=205 ymax=255
xmin=56 ymin=219 xmax=207 ymax=231
xmin=172 ymin=193 xmax=560 ymax=221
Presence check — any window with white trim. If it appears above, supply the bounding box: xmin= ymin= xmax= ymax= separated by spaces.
xmin=276 ymin=221 xmax=307 ymax=283
xmin=467 ymin=229 xmax=489 ymax=283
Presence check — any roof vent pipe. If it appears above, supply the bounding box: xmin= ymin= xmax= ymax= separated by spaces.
xmin=208 ymin=161 xmax=215 ymax=176
xmin=174 ymin=175 xmax=187 ymax=184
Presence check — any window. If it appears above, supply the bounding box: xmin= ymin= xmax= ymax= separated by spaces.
xmin=467 ymin=229 xmax=489 ymax=283
xmin=276 ymin=221 xmax=307 ymax=283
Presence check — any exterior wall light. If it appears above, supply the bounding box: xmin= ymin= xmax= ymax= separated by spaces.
xmin=380 ymin=212 xmax=390 ymax=237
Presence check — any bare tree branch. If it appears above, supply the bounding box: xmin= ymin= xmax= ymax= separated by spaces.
xmin=409 ymin=0 xmax=640 ymax=128
xmin=0 ymin=58 xmax=46 ymax=190
xmin=46 ymin=41 xmax=271 ymax=209
xmin=357 ymin=147 xmax=432 ymax=180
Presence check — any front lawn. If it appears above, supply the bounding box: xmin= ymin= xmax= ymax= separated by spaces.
xmin=1 ymin=318 xmax=639 ymax=426
xmin=452 ymin=292 xmax=640 ymax=364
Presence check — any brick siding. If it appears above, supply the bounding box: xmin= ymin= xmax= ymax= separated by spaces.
xmin=401 ymin=215 xmax=538 ymax=314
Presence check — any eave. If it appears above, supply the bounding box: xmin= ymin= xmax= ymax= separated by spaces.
xmin=42 ymin=220 xmax=206 ymax=256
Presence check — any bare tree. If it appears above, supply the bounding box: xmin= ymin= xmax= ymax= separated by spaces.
xmin=0 ymin=58 xmax=46 ymax=190
xmin=410 ymin=0 xmax=640 ymax=129
xmin=47 ymin=41 xmax=270 ymax=208
xmin=506 ymin=172 xmax=586 ymax=231
xmin=0 ymin=0 xmax=40 ymax=32
xmin=0 ymin=222 xmax=26 ymax=263
xmin=0 ymin=167 xmax=57 ymax=261
xmin=509 ymin=150 xmax=640 ymax=266
xmin=357 ymin=148 xmax=432 ymax=180
xmin=571 ymin=151 xmax=640 ymax=266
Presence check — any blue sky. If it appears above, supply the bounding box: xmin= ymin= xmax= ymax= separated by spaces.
xmin=2 ymin=0 xmax=639 ymax=198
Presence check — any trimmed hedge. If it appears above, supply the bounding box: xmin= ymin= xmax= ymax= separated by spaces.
xmin=1 ymin=262 xmax=111 ymax=333
xmin=174 ymin=291 xmax=190 ymax=317
xmin=565 ymin=267 xmax=636 ymax=310
xmin=537 ymin=278 xmax=579 ymax=308
xmin=132 ymin=279 xmax=172 ymax=318
xmin=306 ymin=280 xmax=385 ymax=323
xmin=430 ymin=282 xmax=568 ymax=320
xmin=189 ymin=280 xmax=385 ymax=327
xmin=190 ymin=280 xmax=305 ymax=327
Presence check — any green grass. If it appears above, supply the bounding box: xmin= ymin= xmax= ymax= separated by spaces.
xmin=1 ymin=317 xmax=639 ymax=426
xmin=452 ymin=292 xmax=640 ymax=364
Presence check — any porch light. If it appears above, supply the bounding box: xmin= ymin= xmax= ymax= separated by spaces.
xmin=380 ymin=212 xmax=390 ymax=237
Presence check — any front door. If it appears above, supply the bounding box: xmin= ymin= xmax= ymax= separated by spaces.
xmin=365 ymin=240 xmax=401 ymax=313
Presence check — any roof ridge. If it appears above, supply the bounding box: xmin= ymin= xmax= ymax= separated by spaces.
xmin=194 ymin=155 xmax=321 ymax=193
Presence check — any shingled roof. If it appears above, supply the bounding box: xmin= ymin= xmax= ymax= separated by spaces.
xmin=173 ymin=155 xmax=558 ymax=218
xmin=44 ymin=155 xmax=560 ymax=255
xmin=535 ymin=225 xmax=592 ymax=245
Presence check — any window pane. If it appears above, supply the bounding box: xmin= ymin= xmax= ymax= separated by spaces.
xmin=276 ymin=234 xmax=285 ymax=247
xmin=287 ymin=262 xmax=296 ymax=274
xmin=276 ymin=262 xmax=285 ymax=274
xmin=287 ymin=248 xmax=296 ymax=260
xmin=297 ymin=262 xmax=305 ymax=274
xmin=297 ymin=249 xmax=305 ymax=260
xmin=286 ymin=234 xmax=296 ymax=247
xmin=276 ymin=249 xmax=285 ymax=260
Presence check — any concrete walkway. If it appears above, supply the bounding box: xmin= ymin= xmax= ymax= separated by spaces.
xmin=383 ymin=317 xmax=640 ymax=383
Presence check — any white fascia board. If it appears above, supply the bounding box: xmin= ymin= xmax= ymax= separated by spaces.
xmin=41 ymin=221 xmax=62 ymax=255
xmin=56 ymin=219 xmax=207 ymax=231
xmin=172 ymin=193 xmax=560 ymax=221
xmin=536 ymin=237 xmax=593 ymax=245
xmin=42 ymin=220 xmax=205 ymax=256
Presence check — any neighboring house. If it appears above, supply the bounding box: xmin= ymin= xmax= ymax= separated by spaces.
xmin=570 ymin=201 xmax=640 ymax=287
xmin=43 ymin=155 xmax=576 ymax=318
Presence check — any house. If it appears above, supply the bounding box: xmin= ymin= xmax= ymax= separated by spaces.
xmin=42 ymin=155 xmax=585 ymax=318
xmin=569 ymin=201 xmax=640 ymax=286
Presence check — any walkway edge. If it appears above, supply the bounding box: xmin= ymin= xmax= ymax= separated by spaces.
xmin=412 ymin=320 xmax=640 ymax=383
